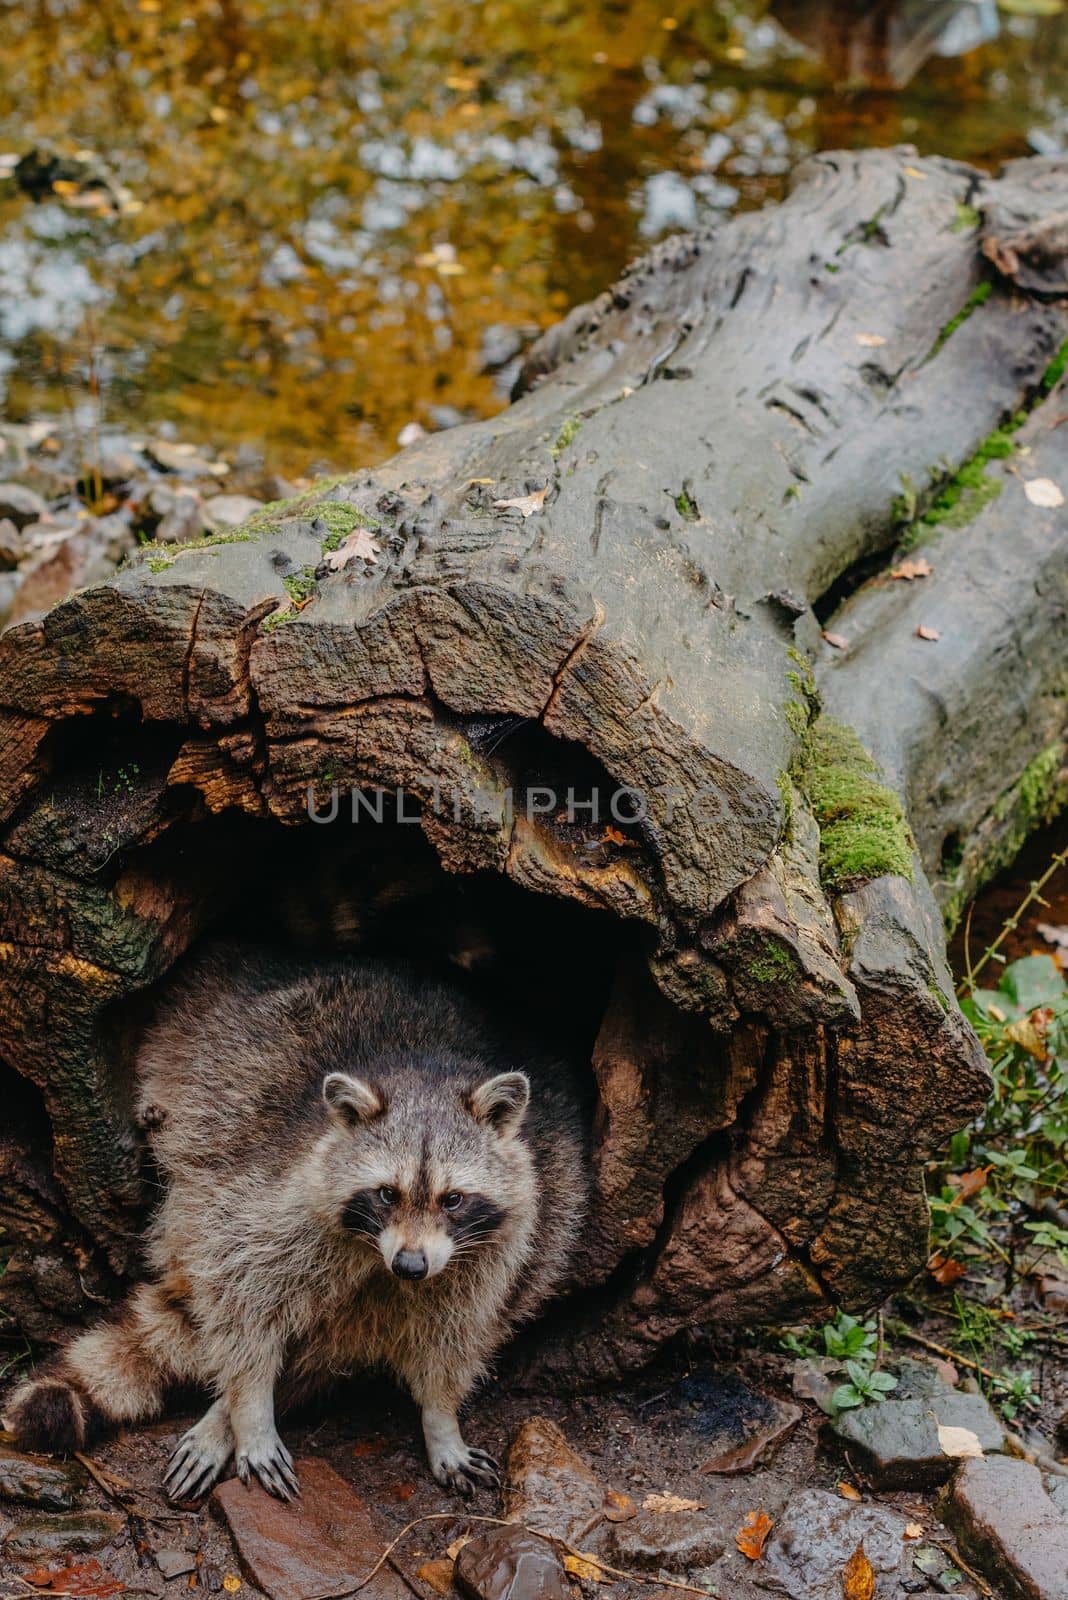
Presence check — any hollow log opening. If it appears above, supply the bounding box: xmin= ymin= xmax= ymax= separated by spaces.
xmin=2 ymin=146 xmax=1067 ymax=1385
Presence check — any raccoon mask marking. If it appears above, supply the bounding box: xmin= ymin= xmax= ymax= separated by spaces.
xmin=324 ymin=1067 xmax=529 ymax=1281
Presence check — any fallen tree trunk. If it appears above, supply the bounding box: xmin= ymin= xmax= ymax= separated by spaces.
xmin=1 ymin=147 xmax=1066 ymax=1382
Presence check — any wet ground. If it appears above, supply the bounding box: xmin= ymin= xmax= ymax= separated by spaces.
xmin=1 ymin=0 xmax=1067 ymax=476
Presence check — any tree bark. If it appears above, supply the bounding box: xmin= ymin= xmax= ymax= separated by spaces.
xmin=0 ymin=147 xmax=1066 ymax=1380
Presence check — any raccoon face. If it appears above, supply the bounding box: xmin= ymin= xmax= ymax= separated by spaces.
xmin=321 ymin=1067 xmax=531 ymax=1280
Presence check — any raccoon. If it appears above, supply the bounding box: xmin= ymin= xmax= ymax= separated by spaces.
xmin=3 ymin=943 xmax=588 ymax=1501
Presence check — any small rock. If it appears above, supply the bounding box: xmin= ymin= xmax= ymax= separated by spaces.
xmin=1048 ymin=1477 xmax=1068 ymax=1517
xmin=604 ymin=1510 xmax=723 ymax=1573
xmin=0 ymin=1448 xmax=86 ymax=1510
xmin=1 ymin=1510 xmax=124 ymax=1560
xmin=946 ymin=1455 xmax=1068 ymax=1600
xmin=455 ymin=1527 xmax=568 ymax=1600
xmin=97 ymin=449 xmax=142 ymax=486
xmin=0 ymin=571 xmax=20 ymax=627
xmin=214 ymin=1457 xmax=406 ymax=1600
xmin=831 ymin=1392 xmax=1006 ymax=1489
xmin=502 ymin=1417 xmax=604 ymax=1543
xmin=0 ymin=518 xmax=22 ymax=569
xmin=397 ymin=421 xmax=428 ymax=448
xmin=479 ymin=324 xmax=525 ymax=373
xmin=0 ymin=482 xmax=47 ymax=529
xmin=764 ymin=1488 xmax=916 ymax=1600
xmin=7 ymin=532 xmax=89 ymax=626
xmin=147 ymin=439 xmax=224 ymax=477
xmin=156 ymin=490 xmax=205 ymax=544
xmin=202 ymin=493 xmax=263 ymax=532
xmin=154 ymin=1548 xmax=199 ymax=1580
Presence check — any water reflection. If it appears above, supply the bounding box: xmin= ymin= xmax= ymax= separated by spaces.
xmin=0 ymin=0 xmax=1064 ymax=473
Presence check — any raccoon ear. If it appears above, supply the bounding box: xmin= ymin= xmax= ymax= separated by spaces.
xmin=469 ymin=1071 xmax=530 ymax=1135
xmin=323 ymin=1072 xmax=384 ymax=1126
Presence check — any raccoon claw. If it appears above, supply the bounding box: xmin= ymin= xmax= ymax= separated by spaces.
xmin=433 ymin=1446 xmax=501 ymax=1498
xmin=235 ymin=1435 xmax=300 ymax=1502
xmin=165 ymin=1422 xmax=233 ymax=1503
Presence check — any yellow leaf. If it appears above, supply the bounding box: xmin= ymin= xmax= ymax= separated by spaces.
xmin=903 ymin=166 xmax=928 ymax=179
xmin=904 ymin=1523 xmax=924 ymax=1540
xmin=416 ymin=1559 xmax=455 ymax=1595
xmin=564 ymin=1553 xmax=605 ymax=1582
xmin=735 ymin=1510 xmax=773 ymax=1560
xmin=445 ymin=1538 xmax=471 ymax=1560
xmin=842 ymin=1541 xmax=875 ymax=1600
xmin=837 ymin=1481 xmax=862 ymax=1501
xmin=222 ymin=1579 xmax=242 ymax=1594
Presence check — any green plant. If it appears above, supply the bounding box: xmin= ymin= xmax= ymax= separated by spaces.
xmin=990 ymin=1368 xmax=1039 ymax=1423
xmin=831 ymin=1360 xmax=898 ymax=1411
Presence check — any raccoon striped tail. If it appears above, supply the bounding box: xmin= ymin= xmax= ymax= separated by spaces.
xmin=3 ymin=1281 xmax=191 ymax=1455
xmin=2 ymin=1370 xmax=108 ymax=1454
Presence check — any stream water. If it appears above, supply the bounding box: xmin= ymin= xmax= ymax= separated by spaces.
xmin=0 ymin=0 xmax=1066 ymax=476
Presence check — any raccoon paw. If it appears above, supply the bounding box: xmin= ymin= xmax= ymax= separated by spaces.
xmin=235 ymin=1427 xmax=300 ymax=1502
xmin=4 ymin=1379 xmax=88 ymax=1455
xmin=431 ymin=1444 xmax=501 ymax=1499
xmin=164 ymin=1407 xmax=234 ymax=1503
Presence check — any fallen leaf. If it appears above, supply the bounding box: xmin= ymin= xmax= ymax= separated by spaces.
xmin=928 ymin=1252 xmax=968 ymax=1286
xmin=603 ymin=1489 xmax=639 ymax=1522
xmin=25 ymin=1561 xmax=124 ymax=1598
xmin=837 ymin=1481 xmax=862 ymax=1501
xmin=903 ymin=165 xmax=928 ymax=179
xmin=915 ymin=625 xmax=940 ymax=641
xmin=416 ymin=1559 xmax=456 ymax=1595
xmin=735 ymin=1510 xmax=773 ymax=1560
xmin=1024 ymin=477 xmax=1065 ymax=508
xmin=493 ymin=485 xmax=548 ymax=517
xmin=890 ymin=557 xmax=932 ymax=581
xmin=953 ymin=1166 xmax=991 ymax=1200
xmin=323 ymin=527 xmax=381 ymax=569
xmin=938 ymin=1424 xmax=984 ymax=1459
xmin=1005 ymin=1015 xmax=1048 ymax=1060
xmin=446 ymin=1538 xmax=472 ymax=1560
xmin=842 ymin=1541 xmax=875 ymax=1600
xmin=904 ymin=1523 xmax=924 ymax=1540
xmin=564 ymin=1553 xmax=606 ymax=1582
xmin=821 ymin=630 xmax=849 ymax=650
xmin=392 ymin=1480 xmax=417 ymax=1501
xmin=222 ymin=1580 xmax=241 ymax=1595
xmin=855 ymin=333 xmax=886 ymax=347
xmin=643 ymin=1492 xmax=707 ymax=1513
xmin=467 ymin=478 xmax=494 ymax=486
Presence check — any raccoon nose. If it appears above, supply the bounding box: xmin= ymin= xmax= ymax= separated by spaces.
xmin=392 ymin=1248 xmax=428 ymax=1281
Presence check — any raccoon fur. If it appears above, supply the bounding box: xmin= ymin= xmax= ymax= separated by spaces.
xmin=4 ymin=943 xmax=588 ymax=1501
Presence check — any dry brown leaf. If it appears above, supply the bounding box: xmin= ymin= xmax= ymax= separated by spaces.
xmin=564 ymin=1553 xmax=606 ymax=1582
xmin=855 ymin=333 xmax=886 ymax=347
xmin=890 ymin=557 xmax=932 ymax=581
xmin=903 ymin=1523 xmax=924 ymax=1540
xmin=821 ymin=630 xmax=849 ymax=650
xmin=938 ymin=1424 xmax=984 ymax=1459
xmin=603 ymin=1489 xmax=639 ymax=1522
xmin=25 ymin=1562 xmax=125 ymax=1599
xmin=735 ymin=1510 xmax=773 ymax=1560
xmin=1024 ymin=477 xmax=1065 ymax=508
xmin=928 ymin=1251 xmax=968 ymax=1287
xmin=1005 ymin=1016 xmax=1048 ymax=1060
xmin=837 ymin=1481 xmax=862 ymax=1501
xmin=222 ymin=1581 xmax=241 ymax=1596
xmin=446 ymin=1538 xmax=472 ymax=1561
xmin=416 ymin=1559 xmax=456 ymax=1595
xmin=493 ymin=485 xmax=548 ymax=517
xmin=842 ymin=1541 xmax=875 ymax=1600
xmin=324 ymin=527 xmax=380 ymax=569
xmin=643 ymin=1492 xmax=707 ymax=1513
xmin=915 ymin=625 xmax=940 ymax=641
xmin=953 ymin=1166 xmax=991 ymax=1201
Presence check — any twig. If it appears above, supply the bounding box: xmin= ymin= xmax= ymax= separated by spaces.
xmin=894 ymin=1327 xmax=998 ymax=1382
xmin=73 ymin=1449 xmax=187 ymax=1523
xmin=957 ymin=847 xmax=1068 ymax=997
xmin=932 ymin=1541 xmax=995 ymax=1598
xmin=308 ymin=1513 xmax=722 ymax=1600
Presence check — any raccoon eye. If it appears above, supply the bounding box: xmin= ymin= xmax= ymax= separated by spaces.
xmin=378 ymin=1186 xmax=399 ymax=1207
xmin=441 ymin=1191 xmax=465 ymax=1212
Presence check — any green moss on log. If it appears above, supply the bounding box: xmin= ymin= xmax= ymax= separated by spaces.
xmin=797 ymin=717 xmax=914 ymax=892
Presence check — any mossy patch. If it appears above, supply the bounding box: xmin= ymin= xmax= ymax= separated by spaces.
xmin=315 ymin=501 xmax=381 ymax=553
xmin=926 ymin=280 xmax=991 ymax=361
xmin=741 ymin=936 xmax=799 ymax=985
xmin=897 ymin=416 xmax=1021 ymax=550
xmin=941 ymin=741 xmax=1068 ymax=933
xmin=795 ymin=716 xmax=914 ymax=892
xmin=551 ymin=415 xmax=582 ymax=458
xmin=675 ymin=487 xmax=700 ymax=522
xmin=283 ymin=568 xmax=317 ymax=605
xmin=952 ymin=202 xmax=981 ymax=233
xmin=1040 ymin=338 xmax=1068 ymax=394
xmin=146 ymin=554 xmax=174 ymax=573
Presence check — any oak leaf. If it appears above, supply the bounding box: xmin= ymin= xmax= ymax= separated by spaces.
xmin=890 ymin=556 xmax=932 ymax=581
xmin=928 ymin=1251 xmax=967 ymax=1287
xmin=842 ymin=1541 xmax=875 ymax=1600
xmin=735 ymin=1509 xmax=773 ymax=1560
xmin=324 ymin=527 xmax=380 ymax=569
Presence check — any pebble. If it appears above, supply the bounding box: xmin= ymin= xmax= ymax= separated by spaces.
xmin=946 ymin=1455 xmax=1068 ymax=1600
xmin=455 ymin=1526 xmax=569 ymax=1600
xmin=202 ymin=493 xmax=263 ymax=531
xmin=831 ymin=1390 xmax=1006 ymax=1489
xmin=156 ymin=489 xmax=205 ymax=544
xmin=763 ymin=1487 xmax=918 ymax=1599
xmin=0 ymin=1447 xmax=87 ymax=1510
xmin=1 ymin=1510 xmax=124 ymax=1560
xmin=0 ymin=517 xmax=23 ymax=569
xmin=604 ymin=1509 xmax=723 ymax=1572
xmin=0 ymin=482 xmax=47 ymax=529
xmin=502 ymin=1416 xmax=605 ymax=1543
